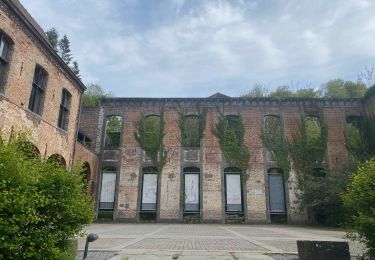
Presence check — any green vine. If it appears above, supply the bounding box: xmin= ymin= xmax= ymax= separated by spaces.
xmin=213 ymin=112 xmax=250 ymax=179
xmin=288 ymin=114 xmax=328 ymax=187
xmin=134 ymin=108 xmax=167 ymax=173
xmin=261 ymin=116 xmax=290 ymax=179
xmin=178 ymin=107 xmax=207 ymax=147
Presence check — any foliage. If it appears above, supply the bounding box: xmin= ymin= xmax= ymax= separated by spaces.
xmin=82 ymin=83 xmax=112 ymax=107
xmin=134 ymin=109 xmax=168 ymax=173
xmin=0 ymin=132 xmax=94 ymax=259
xmin=71 ymin=61 xmax=80 ymax=78
xmin=261 ymin=116 xmax=290 ymax=178
xmin=178 ymin=107 xmax=207 ymax=147
xmin=342 ymin=159 xmax=375 ymax=259
xmin=358 ymin=65 xmax=375 ymax=87
xmin=241 ymin=83 xmax=269 ymax=97
xmin=288 ymin=114 xmax=331 ymax=222
xmin=213 ymin=113 xmax=250 ymax=178
xmin=45 ymin=27 xmax=59 ymax=51
xmin=104 ymin=116 xmax=122 ymax=148
xmin=321 ymin=79 xmax=367 ymax=98
xmin=269 ymin=85 xmax=295 ymax=98
xmin=58 ymin=35 xmax=73 ymax=65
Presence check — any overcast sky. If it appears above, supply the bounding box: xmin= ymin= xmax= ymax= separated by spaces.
xmin=21 ymin=0 xmax=375 ymax=97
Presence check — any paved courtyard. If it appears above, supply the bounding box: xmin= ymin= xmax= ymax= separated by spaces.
xmin=76 ymin=224 xmax=364 ymax=259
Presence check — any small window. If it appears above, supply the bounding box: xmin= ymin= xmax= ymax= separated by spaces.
xmin=58 ymin=89 xmax=71 ymax=130
xmin=104 ymin=115 xmax=122 ymax=148
xmin=0 ymin=32 xmax=12 ymax=92
xmin=28 ymin=65 xmax=48 ymax=115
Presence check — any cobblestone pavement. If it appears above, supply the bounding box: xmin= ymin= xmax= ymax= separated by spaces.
xmin=76 ymin=224 xmax=365 ymax=259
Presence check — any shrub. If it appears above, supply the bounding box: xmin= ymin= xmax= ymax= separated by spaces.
xmin=0 ymin=134 xmax=94 ymax=259
xmin=342 ymin=158 xmax=375 ymax=259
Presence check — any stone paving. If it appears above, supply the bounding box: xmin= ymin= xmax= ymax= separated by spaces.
xmin=76 ymin=224 xmax=365 ymax=259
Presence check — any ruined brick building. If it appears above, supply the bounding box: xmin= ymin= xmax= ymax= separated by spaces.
xmin=1 ymin=0 xmax=375 ymax=224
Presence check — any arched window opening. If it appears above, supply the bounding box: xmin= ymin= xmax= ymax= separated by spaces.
xmin=183 ymin=167 xmax=200 ymax=212
xmin=305 ymin=115 xmax=321 ymax=141
xmin=141 ymin=167 xmax=158 ymax=212
xmin=267 ymin=168 xmax=286 ymax=214
xmin=224 ymin=167 xmax=243 ymax=212
xmin=143 ymin=115 xmax=161 ymax=149
xmin=16 ymin=141 xmax=40 ymax=160
xmin=181 ymin=115 xmax=200 ymax=147
xmin=0 ymin=31 xmax=13 ymax=93
xmin=104 ymin=115 xmax=122 ymax=149
xmin=47 ymin=154 xmax=66 ymax=169
xmin=57 ymin=89 xmax=72 ymax=130
xmin=99 ymin=167 xmax=117 ymax=210
xmin=264 ymin=115 xmax=283 ymax=144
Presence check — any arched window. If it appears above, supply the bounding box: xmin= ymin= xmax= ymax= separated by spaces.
xmin=47 ymin=153 xmax=66 ymax=169
xmin=99 ymin=167 xmax=117 ymax=210
xmin=15 ymin=140 xmax=40 ymax=160
xmin=0 ymin=31 xmax=12 ymax=93
xmin=305 ymin=115 xmax=321 ymax=141
xmin=183 ymin=167 xmax=200 ymax=212
xmin=28 ymin=65 xmax=48 ymax=115
xmin=181 ymin=115 xmax=200 ymax=147
xmin=264 ymin=115 xmax=283 ymax=144
xmin=345 ymin=115 xmax=362 ymax=159
xmin=143 ymin=115 xmax=161 ymax=148
xmin=104 ymin=115 xmax=122 ymax=148
xmin=224 ymin=167 xmax=243 ymax=212
xmin=141 ymin=167 xmax=158 ymax=212
xmin=57 ymin=89 xmax=72 ymax=130
xmin=267 ymin=168 xmax=286 ymax=214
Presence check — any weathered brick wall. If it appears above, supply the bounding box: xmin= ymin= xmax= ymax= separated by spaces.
xmin=0 ymin=3 xmax=82 ymax=167
xmin=79 ymin=107 xmax=100 ymax=145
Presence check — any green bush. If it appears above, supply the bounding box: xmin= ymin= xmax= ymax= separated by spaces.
xmin=342 ymin=158 xmax=375 ymax=259
xmin=0 ymin=134 xmax=94 ymax=259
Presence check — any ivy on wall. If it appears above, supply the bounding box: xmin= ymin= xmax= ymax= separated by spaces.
xmin=261 ymin=116 xmax=290 ymax=178
xmin=134 ymin=108 xmax=167 ymax=173
xmin=213 ymin=113 xmax=250 ymax=179
xmin=178 ymin=107 xmax=207 ymax=147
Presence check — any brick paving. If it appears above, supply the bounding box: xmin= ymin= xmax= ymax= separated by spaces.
xmin=76 ymin=224 xmax=365 ymax=259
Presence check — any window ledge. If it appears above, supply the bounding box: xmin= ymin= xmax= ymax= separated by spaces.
xmin=26 ymin=109 xmax=43 ymax=121
xmin=57 ymin=127 xmax=68 ymax=135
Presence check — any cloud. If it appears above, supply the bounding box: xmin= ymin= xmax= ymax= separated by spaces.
xmin=20 ymin=0 xmax=375 ymax=97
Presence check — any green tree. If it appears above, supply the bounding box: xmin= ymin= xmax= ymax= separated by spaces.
xmin=59 ymin=35 xmax=73 ymax=65
xmin=269 ymin=85 xmax=295 ymax=97
xmin=0 ymin=133 xmax=94 ymax=259
xmin=295 ymin=88 xmax=321 ymax=98
xmin=45 ymin=27 xmax=59 ymax=51
xmin=342 ymin=159 xmax=375 ymax=259
xmin=71 ymin=61 xmax=80 ymax=78
xmin=321 ymin=79 xmax=367 ymax=98
xmin=241 ymin=83 xmax=269 ymax=97
xmin=82 ymin=83 xmax=112 ymax=107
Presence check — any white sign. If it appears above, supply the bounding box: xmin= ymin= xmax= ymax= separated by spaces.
xmin=142 ymin=174 xmax=157 ymax=204
xmin=226 ymin=174 xmax=242 ymax=205
xmin=100 ymin=172 xmax=116 ymax=203
xmin=185 ymin=174 xmax=199 ymax=204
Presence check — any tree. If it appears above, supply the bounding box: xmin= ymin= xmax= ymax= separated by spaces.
xmin=241 ymin=83 xmax=269 ymax=97
xmin=0 ymin=132 xmax=94 ymax=259
xmin=71 ymin=61 xmax=80 ymax=78
xmin=45 ymin=27 xmax=59 ymax=51
xmin=343 ymin=159 xmax=375 ymax=259
xmin=59 ymin=35 xmax=73 ymax=65
xmin=295 ymin=88 xmax=321 ymax=98
xmin=321 ymin=79 xmax=367 ymax=98
xmin=82 ymin=83 xmax=112 ymax=107
xmin=269 ymin=85 xmax=295 ymax=97
xmin=358 ymin=65 xmax=375 ymax=87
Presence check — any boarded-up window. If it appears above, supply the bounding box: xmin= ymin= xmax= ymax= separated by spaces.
xmin=268 ymin=168 xmax=286 ymax=214
xmin=99 ymin=167 xmax=117 ymax=210
xmin=141 ymin=167 xmax=158 ymax=211
xmin=104 ymin=116 xmax=122 ymax=148
xmin=184 ymin=167 xmax=200 ymax=212
xmin=225 ymin=167 xmax=242 ymax=212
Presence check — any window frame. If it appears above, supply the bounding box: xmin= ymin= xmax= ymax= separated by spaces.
xmin=57 ymin=89 xmax=71 ymax=130
xmin=28 ymin=65 xmax=48 ymax=115
xmin=0 ymin=31 xmax=12 ymax=92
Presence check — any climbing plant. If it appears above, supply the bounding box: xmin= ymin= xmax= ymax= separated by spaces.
xmin=261 ymin=116 xmax=290 ymax=178
xmin=178 ymin=107 xmax=207 ymax=147
xmin=134 ymin=108 xmax=167 ymax=173
xmin=213 ymin=113 xmax=250 ymax=179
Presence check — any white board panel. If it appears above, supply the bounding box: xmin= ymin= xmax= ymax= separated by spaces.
xmin=100 ymin=172 xmax=116 ymax=203
xmin=185 ymin=174 xmax=199 ymax=204
xmin=226 ymin=174 xmax=242 ymax=205
xmin=142 ymin=174 xmax=157 ymax=204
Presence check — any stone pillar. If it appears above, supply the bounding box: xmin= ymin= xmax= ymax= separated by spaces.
xmin=283 ymin=106 xmax=308 ymax=224
xmin=158 ymin=108 xmax=181 ymax=221
xmin=243 ymin=108 xmax=267 ymax=223
xmin=116 ymin=109 xmax=141 ymax=221
xmin=202 ymin=108 xmax=223 ymax=222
